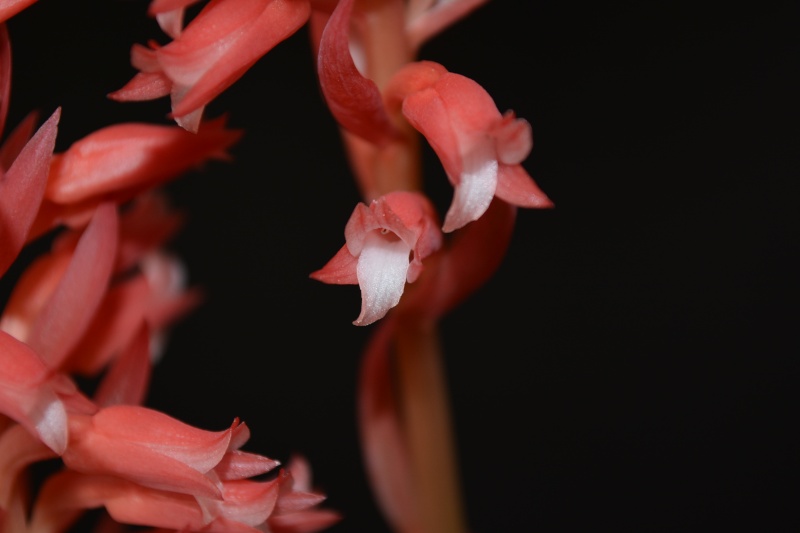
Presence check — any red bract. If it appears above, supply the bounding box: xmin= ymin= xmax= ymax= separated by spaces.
xmin=0 ymin=108 xmax=60 ymax=277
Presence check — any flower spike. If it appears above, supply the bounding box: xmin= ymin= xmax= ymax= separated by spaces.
xmin=311 ymin=191 xmax=442 ymax=326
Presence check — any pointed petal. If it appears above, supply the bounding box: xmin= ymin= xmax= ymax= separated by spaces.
xmin=0 ymin=111 xmax=40 ymax=171
xmin=495 ymin=164 xmax=553 ymax=208
xmin=27 ymin=203 xmax=118 ymax=369
xmin=309 ymin=244 xmax=359 ymax=285
xmin=107 ymin=71 xmax=172 ymax=102
xmin=0 ymin=108 xmax=60 ymax=277
xmin=214 ymin=450 xmax=280 ymax=481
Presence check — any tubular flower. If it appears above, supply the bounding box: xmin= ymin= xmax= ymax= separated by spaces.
xmin=311 ymin=191 xmax=442 ymax=326
xmin=61 ymin=406 xmax=254 ymax=499
xmin=30 ymin=462 xmax=339 ymax=533
xmin=385 ymin=60 xmax=553 ymax=232
xmin=29 ymin=116 xmax=240 ymax=240
xmin=110 ymin=0 xmax=312 ymax=131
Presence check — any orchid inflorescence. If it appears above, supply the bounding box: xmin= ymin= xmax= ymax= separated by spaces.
xmin=0 ymin=1 xmax=550 ymax=532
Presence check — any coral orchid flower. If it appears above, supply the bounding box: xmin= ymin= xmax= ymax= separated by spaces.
xmin=385 ymin=60 xmax=553 ymax=232
xmin=0 ymin=331 xmax=68 ymax=454
xmin=311 ymin=191 xmax=442 ymax=326
xmin=110 ymin=0 xmax=312 ymax=131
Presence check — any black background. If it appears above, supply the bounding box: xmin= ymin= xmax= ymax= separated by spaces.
xmin=3 ymin=1 xmax=798 ymax=531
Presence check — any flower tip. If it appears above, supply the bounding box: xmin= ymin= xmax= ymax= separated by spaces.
xmin=352 ymin=317 xmax=376 ymax=327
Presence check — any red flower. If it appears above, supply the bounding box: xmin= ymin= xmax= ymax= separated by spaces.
xmin=110 ymin=0 xmax=312 ymax=131
xmin=311 ymin=191 xmax=442 ymax=325
xmin=386 ymin=60 xmax=553 ymax=231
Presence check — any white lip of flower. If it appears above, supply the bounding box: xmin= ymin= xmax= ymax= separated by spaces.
xmin=311 ymin=191 xmax=443 ymax=326
xmin=354 ymin=228 xmax=412 ymax=326
xmin=442 ymin=140 xmax=499 ymax=233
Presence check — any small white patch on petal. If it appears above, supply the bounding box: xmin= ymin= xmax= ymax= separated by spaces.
xmin=354 ymin=232 xmax=412 ymax=326
xmin=442 ymin=141 xmax=498 ymax=232
xmin=32 ymin=393 xmax=68 ymax=455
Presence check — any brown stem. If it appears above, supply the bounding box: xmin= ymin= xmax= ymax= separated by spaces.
xmin=395 ymin=318 xmax=466 ymax=533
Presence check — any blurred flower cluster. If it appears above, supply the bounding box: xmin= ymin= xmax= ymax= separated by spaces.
xmin=0 ymin=1 xmax=549 ymax=532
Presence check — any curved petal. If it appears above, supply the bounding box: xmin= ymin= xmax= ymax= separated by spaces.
xmin=308 ymin=244 xmax=359 ymax=285
xmin=442 ymin=141 xmax=498 ymax=232
xmin=317 ymin=0 xmax=398 ymax=145
xmin=355 ymin=231 xmax=411 ymax=326
xmin=62 ymin=408 xmax=232 ymax=499
xmin=400 ymin=85 xmax=462 ymax=181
